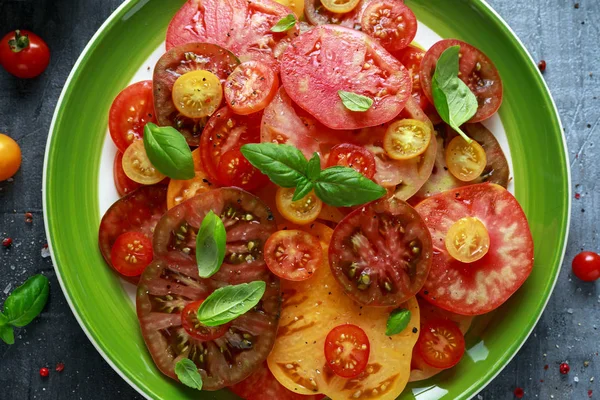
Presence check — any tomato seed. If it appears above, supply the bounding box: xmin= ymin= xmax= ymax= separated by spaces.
xmin=55 ymin=362 xmax=64 ymax=372
xmin=2 ymin=238 xmax=12 ymax=247
xmin=560 ymin=362 xmax=570 ymax=374
xmin=39 ymin=367 xmax=49 ymax=377
xmin=514 ymin=387 xmax=524 ymax=398
xmin=538 ymin=60 xmax=547 ymax=72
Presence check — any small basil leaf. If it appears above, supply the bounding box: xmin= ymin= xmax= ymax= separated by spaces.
xmin=197 ymin=281 xmax=266 ymax=327
xmin=0 ymin=313 xmax=14 ymax=345
xmin=385 ymin=308 xmax=412 ymax=336
xmin=338 ymin=90 xmax=373 ymax=112
xmin=3 ymin=274 xmax=49 ymax=327
xmin=271 ymin=14 xmax=296 ymax=32
xmin=314 ymin=166 xmax=386 ymax=207
xmin=143 ymin=122 xmax=195 ymax=180
xmin=306 ymin=153 xmax=321 ymax=181
xmin=292 ymin=177 xmax=314 ymax=202
xmin=241 ymin=143 xmax=308 ymax=187
xmin=175 ymin=358 xmax=203 ymax=390
xmin=196 ymin=211 xmax=226 ymax=278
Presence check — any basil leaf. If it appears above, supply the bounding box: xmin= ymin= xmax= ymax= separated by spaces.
xmin=143 ymin=122 xmax=195 ymax=180
xmin=196 ymin=211 xmax=226 ymax=278
xmin=338 ymin=90 xmax=373 ymax=112
xmin=241 ymin=143 xmax=308 ymax=187
xmin=306 ymin=153 xmax=321 ymax=181
xmin=292 ymin=177 xmax=314 ymax=202
xmin=197 ymin=281 xmax=266 ymax=327
xmin=385 ymin=308 xmax=412 ymax=336
xmin=271 ymin=14 xmax=296 ymax=32
xmin=431 ymin=46 xmax=477 ymax=143
xmin=314 ymin=167 xmax=386 ymax=207
xmin=3 ymin=274 xmax=49 ymax=327
xmin=0 ymin=313 xmax=14 ymax=345
xmin=175 ymin=358 xmax=203 ymax=390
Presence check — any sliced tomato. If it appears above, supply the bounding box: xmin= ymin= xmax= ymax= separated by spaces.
xmin=445 ymin=136 xmax=487 ymax=182
xmin=361 ymin=0 xmax=417 ymax=52
xmin=304 ymin=0 xmax=370 ymax=28
xmin=217 ymin=149 xmax=269 ymax=191
xmin=273 ymin=0 xmax=305 ymax=17
xmin=383 ymin=118 xmax=432 ymax=161
xmin=108 ymin=81 xmax=157 ymax=153
xmin=276 ymin=187 xmax=323 ymax=225
xmin=167 ymin=171 xmax=215 ymax=210
xmin=264 ymin=230 xmax=323 ymax=281
xmin=417 ymin=318 xmax=465 ymax=369
xmin=329 ymin=194 xmax=432 ymax=307
xmin=171 ymin=70 xmax=223 ymax=119
xmin=278 ymin=221 xmax=334 ymax=246
xmin=98 ymin=185 xmax=167 ymax=283
xmin=113 ymin=151 xmax=142 ymax=197
xmin=181 ymin=300 xmax=231 ymax=341
xmin=415 ymin=183 xmax=534 ymax=315
xmin=326 ymin=143 xmax=376 ymax=180
xmin=110 ymin=231 xmax=153 ymax=277
xmin=280 ymin=25 xmax=412 ymax=130
xmin=225 ymin=61 xmax=279 ymax=115
xmin=392 ymin=45 xmax=433 ymax=115
xmin=121 ymin=140 xmax=166 ymax=185
xmin=153 ymin=43 xmax=239 ymax=146
xmin=420 ymin=39 xmax=503 ymax=123
xmin=324 ymin=324 xmax=370 ymax=379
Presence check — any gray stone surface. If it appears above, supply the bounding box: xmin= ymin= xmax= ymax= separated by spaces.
xmin=0 ymin=0 xmax=597 ymax=399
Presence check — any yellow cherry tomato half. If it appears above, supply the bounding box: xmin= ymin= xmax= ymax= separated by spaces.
xmin=0 ymin=134 xmax=22 ymax=181
xmin=276 ymin=187 xmax=323 ymax=225
xmin=445 ymin=217 xmax=490 ymax=263
xmin=122 ymin=140 xmax=166 ymax=185
xmin=445 ymin=136 xmax=487 ymax=182
xmin=167 ymin=171 xmax=213 ymax=209
xmin=172 ymin=70 xmax=223 ymax=119
xmin=383 ymin=118 xmax=432 ymax=160
xmin=274 ymin=0 xmax=304 ymax=20
xmin=321 ymin=0 xmax=361 ymax=13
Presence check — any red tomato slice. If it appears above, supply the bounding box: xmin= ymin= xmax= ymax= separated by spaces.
xmin=361 ymin=0 xmax=417 ymax=52
xmin=153 ymin=43 xmax=240 ymax=146
xmin=110 ymin=231 xmax=153 ymax=277
xmin=324 ymin=324 xmax=370 ymax=379
xmin=264 ymin=230 xmax=323 ymax=281
xmin=200 ymin=106 xmax=263 ymax=185
xmin=108 ymin=80 xmax=156 ymax=153
xmin=329 ymin=194 xmax=433 ymax=307
xmin=181 ymin=300 xmax=231 ymax=341
xmin=415 ymin=183 xmax=534 ymax=315
xmin=217 ymin=149 xmax=269 ymax=191
xmin=326 ymin=143 xmax=376 ymax=180
xmin=113 ymin=151 xmax=142 ymax=197
xmin=225 ymin=60 xmax=279 ymax=115
xmin=304 ymin=0 xmax=370 ymax=28
xmin=393 ymin=45 xmax=430 ymax=111
xmin=416 ymin=318 xmax=465 ymax=369
xmin=420 ymin=39 xmax=503 ymax=123
xmin=280 ymin=25 xmax=412 ymax=130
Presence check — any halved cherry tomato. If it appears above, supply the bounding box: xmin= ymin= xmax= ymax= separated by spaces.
xmin=304 ymin=0 xmax=370 ymax=28
xmin=225 ymin=61 xmax=279 ymax=115
xmin=324 ymin=324 xmax=370 ymax=378
xmin=108 ymin=81 xmax=157 ymax=153
xmin=264 ymin=230 xmax=323 ymax=281
xmin=0 ymin=133 xmax=21 ymax=181
xmin=110 ymin=231 xmax=153 ymax=277
xmin=445 ymin=136 xmax=487 ymax=182
xmin=572 ymin=251 xmax=600 ymax=282
xmin=417 ymin=318 xmax=465 ymax=369
xmin=361 ymin=0 xmax=417 ymax=52
xmin=393 ymin=45 xmax=429 ymax=110
xmin=276 ymin=187 xmax=323 ymax=225
xmin=181 ymin=300 xmax=231 ymax=341
xmin=274 ymin=0 xmax=305 ymax=17
xmin=0 ymin=30 xmax=50 ymax=79
xmin=321 ymin=0 xmax=360 ymax=13
xmin=383 ymin=119 xmax=432 ymax=160
xmin=326 ymin=143 xmax=376 ymax=180
xmin=122 ymin=140 xmax=166 ymax=185
xmin=445 ymin=217 xmax=490 ymax=263
xmin=113 ymin=152 xmax=142 ymax=197
xmin=217 ymin=149 xmax=268 ymax=191
xmin=167 ymin=171 xmax=214 ymax=209
xmin=172 ymin=70 xmax=223 ymax=119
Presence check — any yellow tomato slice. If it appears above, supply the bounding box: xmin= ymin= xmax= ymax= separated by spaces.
xmin=276 ymin=187 xmax=323 ymax=225
xmin=320 ymin=0 xmax=360 ymax=13
xmin=191 ymin=148 xmax=203 ymax=171
xmin=121 ymin=140 xmax=165 ymax=185
xmin=274 ymin=0 xmax=305 ymax=17
xmin=383 ymin=119 xmax=432 ymax=160
xmin=268 ymin=243 xmax=420 ymax=400
xmin=166 ymin=171 xmax=213 ymax=209
xmin=445 ymin=216 xmax=490 ymax=263
xmin=172 ymin=70 xmax=223 ymax=119
xmin=445 ymin=136 xmax=487 ymax=181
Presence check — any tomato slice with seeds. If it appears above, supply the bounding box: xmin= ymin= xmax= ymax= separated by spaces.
xmin=264 ymin=230 xmax=323 ymax=281
xmin=225 ymin=61 xmax=279 ymax=115
xmin=324 ymin=324 xmax=370 ymax=379
xmin=445 ymin=217 xmax=490 ymax=263
xmin=113 ymin=151 xmax=142 ymax=197
xmin=172 ymin=70 xmax=223 ymax=119
xmin=166 ymin=171 xmax=215 ymax=210
xmin=383 ymin=119 xmax=432 ymax=161
xmin=329 ymin=194 xmax=433 ymax=307
xmin=181 ymin=300 xmax=231 ymax=341
xmin=122 ymin=140 xmax=166 ymax=185
xmin=445 ymin=136 xmax=488 ymax=182
xmin=420 ymin=39 xmax=503 ymax=123
xmin=276 ymin=187 xmax=323 ymax=225
xmin=110 ymin=231 xmax=153 ymax=277
xmin=326 ymin=144 xmax=376 ymax=180
xmin=321 ymin=0 xmax=360 ymax=13
xmin=416 ymin=318 xmax=465 ymax=369
xmin=108 ymin=80 xmax=157 ymax=153
xmin=304 ymin=0 xmax=369 ymax=28
xmin=217 ymin=149 xmax=269 ymax=191
xmin=361 ymin=0 xmax=417 ymax=52
xmin=392 ymin=45 xmax=429 ymax=110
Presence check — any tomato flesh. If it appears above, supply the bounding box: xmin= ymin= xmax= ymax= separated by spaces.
xmin=264 ymin=230 xmax=323 ymax=281
xmin=0 ymin=30 xmax=50 ymax=79
xmin=110 ymin=231 xmax=153 ymax=277
xmin=445 ymin=136 xmax=487 ymax=182
xmin=327 ymin=144 xmax=376 ymax=180
xmin=181 ymin=301 xmax=231 ymax=341
xmin=166 ymin=171 xmax=214 ymax=210
xmin=417 ymin=318 xmax=465 ymax=369
xmin=572 ymin=251 xmax=600 ymax=282
xmin=122 ymin=140 xmax=166 ymax=185
xmin=361 ymin=1 xmax=417 ymax=52
xmin=113 ymin=152 xmax=142 ymax=197
xmin=217 ymin=149 xmax=269 ymax=191
xmin=225 ymin=61 xmax=279 ymax=115
xmin=304 ymin=0 xmax=369 ymax=28
xmin=324 ymin=324 xmax=370 ymax=378
xmin=172 ymin=70 xmax=223 ymax=119
xmin=393 ymin=45 xmax=429 ymax=110
xmin=276 ymin=187 xmax=323 ymax=225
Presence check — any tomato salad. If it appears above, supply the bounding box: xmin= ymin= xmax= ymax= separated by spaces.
xmin=98 ymin=1 xmax=533 ymax=399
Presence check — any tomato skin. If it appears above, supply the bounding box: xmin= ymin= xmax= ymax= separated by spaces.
xmin=264 ymin=230 xmax=323 ymax=281
xmin=361 ymin=1 xmax=417 ymax=52
xmin=572 ymin=251 xmax=600 ymax=282
xmin=225 ymin=61 xmax=279 ymax=115
xmin=181 ymin=300 xmax=231 ymax=341
xmin=110 ymin=231 xmax=153 ymax=277
xmin=324 ymin=324 xmax=370 ymax=378
xmin=113 ymin=152 xmax=142 ymax=197
xmin=416 ymin=318 xmax=465 ymax=369
xmin=326 ymin=144 xmax=376 ymax=180
xmin=0 ymin=134 xmax=22 ymax=181
xmin=0 ymin=30 xmax=50 ymax=79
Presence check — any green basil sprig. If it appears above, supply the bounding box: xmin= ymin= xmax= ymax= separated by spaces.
xmin=240 ymin=143 xmax=386 ymax=207
xmin=338 ymin=90 xmax=374 ymax=112
xmin=0 ymin=274 xmax=49 ymax=345
xmin=175 ymin=358 xmax=203 ymax=390
xmin=271 ymin=14 xmax=296 ymax=32
xmin=197 ymin=281 xmax=266 ymax=327
xmin=196 ymin=211 xmax=226 ymax=278
xmin=143 ymin=122 xmax=195 ymax=180
xmin=385 ymin=308 xmax=412 ymax=336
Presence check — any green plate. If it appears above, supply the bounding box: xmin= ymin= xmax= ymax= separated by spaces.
xmin=43 ymin=0 xmax=570 ymax=399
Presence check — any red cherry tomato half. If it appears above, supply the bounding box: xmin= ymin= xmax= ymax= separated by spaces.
xmin=181 ymin=300 xmax=231 ymax=341
xmin=225 ymin=61 xmax=279 ymax=115
xmin=417 ymin=318 xmax=465 ymax=369
xmin=393 ymin=45 xmax=430 ymax=111
xmin=110 ymin=231 xmax=153 ymax=277
xmin=572 ymin=251 xmax=600 ymax=282
xmin=0 ymin=30 xmax=50 ymax=79
xmin=264 ymin=230 xmax=323 ymax=281
xmin=324 ymin=324 xmax=370 ymax=378
xmin=361 ymin=0 xmax=418 ymax=52
xmin=217 ymin=149 xmax=269 ymax=191
xmin=113 ymin=151 xmax=142 ymax=197
xmin=109 ymin=80 xmax=157 ymax=153
xmin=326 ymin=143 xmax=377 ymax=180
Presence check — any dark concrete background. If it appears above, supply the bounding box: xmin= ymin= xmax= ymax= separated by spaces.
xmin=0 ymin=0 xmax=597 ymax=399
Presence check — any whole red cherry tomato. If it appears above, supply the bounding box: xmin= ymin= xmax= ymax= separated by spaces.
xmin=572 ymin=251 xmax=600 ymax=282
xmin=0 ymin=30 xmax=50 ymax=78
